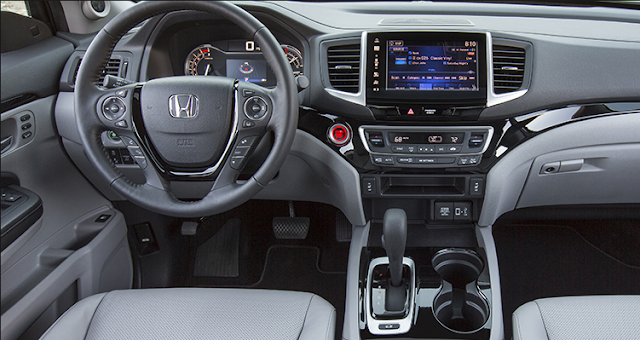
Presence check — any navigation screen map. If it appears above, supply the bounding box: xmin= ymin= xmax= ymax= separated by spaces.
xmin=386 ymin=40 xmax=478 ymax=91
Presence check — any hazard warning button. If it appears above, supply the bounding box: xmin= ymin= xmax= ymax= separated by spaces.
xmin=398 ymin=106 xmax=422 ymax=116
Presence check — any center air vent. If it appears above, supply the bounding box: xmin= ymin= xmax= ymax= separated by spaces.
xmin=327 ymin=44 xmax=361 ymax=93
xmin=493 ymin=45 xmax=525 ymax=94
xmin=73 ymin=57 xmax=122 ymax=86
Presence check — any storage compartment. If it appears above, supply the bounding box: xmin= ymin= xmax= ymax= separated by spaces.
xmin=381 ymin=177 xmax=465 ymax=195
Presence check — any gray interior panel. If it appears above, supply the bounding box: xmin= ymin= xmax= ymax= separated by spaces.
xmin=517 ymin=143 xmax=640 ymax=209
xmin=0 ymin=37 xmax=73 ymax=101
xmin=1 ymin=208 xmax=132 ymax=340
xmin=1 ymin=96 xmax=114 ymax=262
xmin=2 ymin=96 xmax=130 ymax=340
xmin=480 ymin=113 xmax=640 ymax=226
xmin=342 ymin=222 xmax=370 ymax=340
xmin=476 ymin=225 xmax=505 ymax=340
xmin=254 ymin=129 xmax=367 ymax=226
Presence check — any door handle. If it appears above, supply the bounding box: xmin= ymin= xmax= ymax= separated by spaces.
xmin=1 ymin=136 xmax=13 ymax=154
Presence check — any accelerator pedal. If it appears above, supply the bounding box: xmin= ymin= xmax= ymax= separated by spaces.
xmin=273 ymin=201 xmax=309 ymax=239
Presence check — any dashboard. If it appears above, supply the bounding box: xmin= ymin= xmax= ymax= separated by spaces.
xmin=55 ymin=1 xmax=640 ymax=215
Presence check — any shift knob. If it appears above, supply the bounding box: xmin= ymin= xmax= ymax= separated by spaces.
xmin=382 ymin=208 xmax=407 ymax=287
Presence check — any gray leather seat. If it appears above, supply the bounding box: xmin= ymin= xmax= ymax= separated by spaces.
xmin=39 ymin=288 xmax=336 ymax=340
xmin=512 ymin=295 xmax=640 ymax=340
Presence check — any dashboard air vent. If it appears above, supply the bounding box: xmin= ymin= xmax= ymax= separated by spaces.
xmin=99 ymin=58 xmax=122 ymax=84
xmin=327 ymin=44 xmax=361 ymax=93
xmin=73 ymin=57 xmax=122 ymax=85
xmin=493 ymin=45 xmax=525 ymax=94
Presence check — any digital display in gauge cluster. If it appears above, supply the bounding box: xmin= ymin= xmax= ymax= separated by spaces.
xmin=184 ymin=40 xmax=303 ymax=86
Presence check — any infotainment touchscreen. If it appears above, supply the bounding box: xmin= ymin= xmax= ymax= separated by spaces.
xmin=386 ymin=40 xmax=478 ymax=91
xmin=366 ymin=32 xmax=487 ymax=106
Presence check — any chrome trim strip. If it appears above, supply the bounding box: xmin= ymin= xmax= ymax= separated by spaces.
xmin=324 ymin=31 xmax=368 ymax=106
xmin=486 ymin=32 xmax=528 ymax=107
xmin=365 ymin=257 xmax=416 ymax=336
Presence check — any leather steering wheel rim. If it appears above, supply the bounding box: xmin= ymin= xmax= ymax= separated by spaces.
xmin=74 ymin=1 xmax=298 ymax=218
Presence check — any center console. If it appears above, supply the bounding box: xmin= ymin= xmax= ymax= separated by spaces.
xmin=341 ymin=30 xmax=503 ymax=340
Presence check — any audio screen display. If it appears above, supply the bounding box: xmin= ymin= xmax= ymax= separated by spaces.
xmin=386 ymin=40 xmax=478 ymax=91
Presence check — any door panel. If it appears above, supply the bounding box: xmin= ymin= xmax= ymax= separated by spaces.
xmin=1 ymin=8 xmax=133 ymax=340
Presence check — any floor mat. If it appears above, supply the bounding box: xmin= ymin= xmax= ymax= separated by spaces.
xmin=493 ymin=223 xmax=640 ymax=339
xmin=193 ymin=218 xmax=241 ymax=277
xmin=251 ymin=245 xmax=346 ymax=340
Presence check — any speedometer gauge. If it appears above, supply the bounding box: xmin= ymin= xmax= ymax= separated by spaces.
xmin=184 ymin=44 xmax=218 ymax=76
xmin=281 ymin=44 xmax=303 ymax=76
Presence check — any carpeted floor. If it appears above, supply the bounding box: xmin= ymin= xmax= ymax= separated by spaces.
xmin=493 ymin=220 xmax=640 ymax=339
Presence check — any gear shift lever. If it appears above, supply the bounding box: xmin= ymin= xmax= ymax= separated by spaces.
xmin=382 ymin=209 xmax=408 ymax=312
xmin=382 ymin=208 xmax=407 ymax=287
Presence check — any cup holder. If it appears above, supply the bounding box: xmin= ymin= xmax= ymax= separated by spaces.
xmin=432 ymin=248 xmax=490 ymax=334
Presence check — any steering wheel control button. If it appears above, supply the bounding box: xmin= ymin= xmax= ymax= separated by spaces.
xmin=134 ymin=156 xmax=148 ymax=169
xmin=108 ymin=149 xmax=123 ymax=164
xmin=115 ymin=89 xmax=128 ymax=97
xmin=242 ymin=89 xmax=255 ymax=97
xmin=115 ymin=120 xmax=128 ymax=128
xmin=328 ymin=123 xmax=351 ymax=146
xmin=232 ymin=146 xmax=250 ymax=157
xmin=230 ymin=156 xmax=244 ymax=169
xmin=242 ymin=120 xmax=256 ymax=128
xmin=102 ymin=97 xmax=126 ymax=120
xmin=127 ymin=146 xmax=143 ymax=157
xmin=120 ymin=136 xmax=138 ymax=147
xmin=120 ymin=150 xmax=134 ymax=164
xmin=243 ymin=96 xmax=269 ymax=120
xmin=238 ymin=136 xmax=257 ymax=147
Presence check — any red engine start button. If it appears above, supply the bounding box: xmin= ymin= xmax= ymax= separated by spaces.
xmin=328 ymin=123 xmax=351 ymax=146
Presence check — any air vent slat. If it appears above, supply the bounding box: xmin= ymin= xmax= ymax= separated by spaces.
xmin=327 ymin=44 xmax=361 ymax=93
xmin=493 ymin=44 xmax=526 ymax=94
xmin=73 ymin=57 xmax=122 ymax=86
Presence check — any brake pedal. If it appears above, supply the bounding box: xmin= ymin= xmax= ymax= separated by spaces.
xmin=273 ymin=201 xmax=309 ymax=239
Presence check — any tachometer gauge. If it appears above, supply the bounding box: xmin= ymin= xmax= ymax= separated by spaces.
xmin=281 ymin=44 xmax=303 ymax=76
xmin=184 ymin=44 xmax=218 ymax=76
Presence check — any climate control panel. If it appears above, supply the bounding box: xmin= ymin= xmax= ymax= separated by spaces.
xmin=358 ymin=126 xmax=493 ymax=168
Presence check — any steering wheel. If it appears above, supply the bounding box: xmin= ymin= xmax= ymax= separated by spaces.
xmin=75 ymin=1 xmax=298 ymax=218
